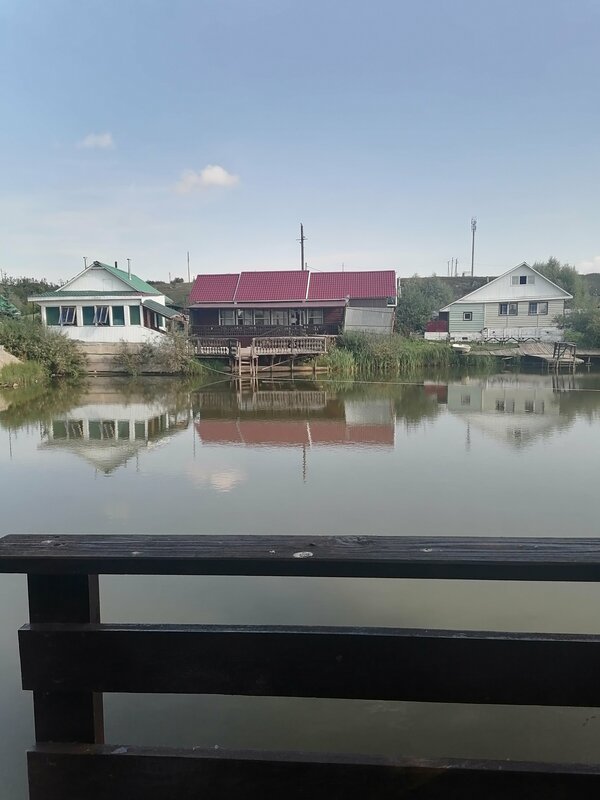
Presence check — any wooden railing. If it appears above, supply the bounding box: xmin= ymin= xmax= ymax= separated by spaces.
xmin=3 ymin=534 xmax=600 ymax=797
xmin=190 ymin=323 xmax=341 ymax=338
xmin=190 ymin=337 xmax=239 ymax=357
xmin=252 ymin=336 xmax=328 ymax=356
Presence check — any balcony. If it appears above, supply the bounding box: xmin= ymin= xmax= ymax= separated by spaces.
xmin=189 ymin=323 xmax=341 ymax=338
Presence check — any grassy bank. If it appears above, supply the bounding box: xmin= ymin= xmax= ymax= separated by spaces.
xmin=0 ymin=360 xmax=46 ymax=388
xmin=0 ymin=318 xmax=87 ymax=379
xmin=318 ymin=333 xmax=500 ymax=375
xmin=319 ymin=332 xmax=484 ymax=375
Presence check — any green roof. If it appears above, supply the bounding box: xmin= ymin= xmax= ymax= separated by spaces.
xmin=142 ymin=298 xmax=183 ymax=320
xmin=0 ymin=295 xmax=21 ymax=318
xmin=94 ymin=261 xmax=161 ymax=295
xmin=31 ymin=291 xmax=139 ymax=299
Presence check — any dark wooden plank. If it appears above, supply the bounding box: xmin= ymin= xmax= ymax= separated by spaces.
xmin=19 ymin=623 xmax=600 ymax=707
xmin=5 ymin=533 xmax=600 ymax=580
xmin=27 ymin=575 xmax=104 ymax=744
xmin=27 ymin=744 xmax=600 ymax=800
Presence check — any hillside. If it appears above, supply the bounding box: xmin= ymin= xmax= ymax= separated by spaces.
xmin=148 ymin=281 xmax=193 ymax=309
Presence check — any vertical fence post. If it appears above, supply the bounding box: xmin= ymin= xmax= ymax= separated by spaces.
xmin=27 ymin=574 xmax=104 ymax=744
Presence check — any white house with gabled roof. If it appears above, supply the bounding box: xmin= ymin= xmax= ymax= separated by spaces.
xmin=29 ymin=260 xmax=183 ymax=343
xmin=426 ymin=263 xmax=573 ymax=342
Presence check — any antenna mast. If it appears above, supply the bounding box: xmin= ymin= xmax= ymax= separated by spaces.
xmin=127 ymin=258 xmax=131 ymax=279
xmin=187 ymin=251 xmax=191 ymax=283
xmin=471 ymin=217 xmax=477 ymax=276
xmin=298 ymin=223 xmax=307 ymax=271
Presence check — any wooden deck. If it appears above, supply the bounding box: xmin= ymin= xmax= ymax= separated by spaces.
xmin=192 ymin=335 xmax=329 ymax=375
xmin=476 ymin=341 xmax=583 ymax=369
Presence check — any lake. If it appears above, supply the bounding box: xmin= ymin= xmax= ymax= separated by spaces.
xmin=2 ymin=369 xmax=600 ymax=797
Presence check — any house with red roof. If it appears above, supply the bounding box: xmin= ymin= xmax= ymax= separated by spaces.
xmin=188 ymin=269 xmax=397 ymax=341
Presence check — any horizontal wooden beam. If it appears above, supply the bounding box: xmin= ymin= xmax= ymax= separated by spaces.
xmin=4 ymin=534 xmax=600 ymax=580
xmin=27 ymin=744 xmax=600 ymax=800
xmin=19 ymin=623 xmax=600 ymax=706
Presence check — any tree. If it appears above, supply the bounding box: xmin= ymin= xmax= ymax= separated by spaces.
xmin=395 ymin=277 xmax=453 ymax=334
xmin=532 ymin=257 xmax=585 ymax=306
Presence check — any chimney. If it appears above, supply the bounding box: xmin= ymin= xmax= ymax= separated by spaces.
xmin=115 ymin=261 xmax=118 ymax=270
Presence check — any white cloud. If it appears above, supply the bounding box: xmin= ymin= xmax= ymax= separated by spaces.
xmin=78 ymin=132 xmax=115 ymax=150
xmin=175 ymin=164 xmax=239 ymax=193
xmin=578 ymin=256 xmax=600 ymax=274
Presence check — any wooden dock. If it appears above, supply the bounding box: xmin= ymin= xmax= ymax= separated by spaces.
xmin=5 ymin=534 xmax=600 ymax=797
xmin=476 ymin=341 xmax=582 ymax=370
xmin=192 ymin=335 xmax=329 ymax=376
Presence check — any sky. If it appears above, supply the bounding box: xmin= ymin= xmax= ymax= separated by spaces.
xmin=1 ymin=0 xmax=600 ymax=282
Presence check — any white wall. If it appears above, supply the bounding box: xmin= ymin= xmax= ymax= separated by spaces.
xmin=65 ymin=267 xmax=129 ymax=292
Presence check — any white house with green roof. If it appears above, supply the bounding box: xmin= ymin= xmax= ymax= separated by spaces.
xmin=29 ymin=261 xmax=183 ymax=343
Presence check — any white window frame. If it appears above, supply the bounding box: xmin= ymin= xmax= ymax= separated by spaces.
xmin=463 ymin=311 xmax=473 ymax=321
xmin=59 ymin=306 xmax=77 ymax=326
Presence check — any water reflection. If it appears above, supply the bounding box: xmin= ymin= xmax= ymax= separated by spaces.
xmin=194 ymin=387 xmax=395 ymax=448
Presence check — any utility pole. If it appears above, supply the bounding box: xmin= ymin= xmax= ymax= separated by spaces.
xmin=455 ymin=258 xmax=459 ymax=277
xmin=471 ymin=217 xmax=477 ymax=277
xmin=187 ymin=251 xmax=191 ymax=283
xmin=298 ymin=223 xmax=307 ymax=271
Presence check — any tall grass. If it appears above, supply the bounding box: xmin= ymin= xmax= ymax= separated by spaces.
xmin=0 ymin=360 xmax=46 ymax=388
xmin=323 ymin=333 xmax=459 ymax=375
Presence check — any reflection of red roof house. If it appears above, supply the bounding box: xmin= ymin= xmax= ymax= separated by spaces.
xmin=189 ymin=269 xmax=397 ymax=337
xmin=196 ymin=419 xmax=394 ymax=447
xmin=423 ymin=384 xmax=448 ymax=403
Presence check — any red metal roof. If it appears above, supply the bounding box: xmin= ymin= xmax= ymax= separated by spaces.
xmin=308 ymin=271 xmax=396 ymax=301
xmin=189 ymin=269 xmax=396 ymax=304
xmin=234 ymin=271 xmax=309 ymax=302
xmin=189 ymin=274 xmax=238 ymax=303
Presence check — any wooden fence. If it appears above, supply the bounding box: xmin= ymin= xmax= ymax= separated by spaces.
xmin=3 ymin=534 xmax=600 ymax=798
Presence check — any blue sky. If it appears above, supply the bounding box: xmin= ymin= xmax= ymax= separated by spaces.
xmin=1 ymin=0 xmax=599 ymax=282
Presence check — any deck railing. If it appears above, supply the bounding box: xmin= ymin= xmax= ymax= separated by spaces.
xmin=3 ymin=534 xmax=600 ymax=797
xmin=252 ymin=336 xmax=328 ymax=356
xmin=190 ymin=323 xmax=341 ymax=338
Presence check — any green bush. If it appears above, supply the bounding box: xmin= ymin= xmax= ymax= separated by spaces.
xmin=0 ymin=319 xmax=86 ymax=378
xmin=115 ymin=333 xmax=205 ymax=376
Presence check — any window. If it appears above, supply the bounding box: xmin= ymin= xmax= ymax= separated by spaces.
xmin=94 ymin=306 xmax=109 ymax=326
xmin=219 ymin=309 xmax=236 ymax=325
xmin=82 ymin=306 xmax=95 ymax=325
xmin=461 ymin=394 xmax=471 ymax=406
xmin=112 ymin=306 xmax=125 ymax=326
xmin=129 ymin=306 xmax=141 ymax=325
xmin=538 ymin=302 xmax=548 ymax=315
xmin=59 ymin=306 xmax=77 ymax=325
xmin=525 ymin=401 xmax=534 ymax=413
xmin=307 ymin=308 xmax=323 ymax=325
xmin=253 ymin=309 xmax=270 ymax=325
xmin=512 ymin=275 xmax=534 ymax=285
xmin=463 ymin=311 xmax=473 ymax=321
xmin=528 ymin=302 xmax=538 ymax=315
xmin=495 ymin=400 xmax=505 ymax=412
xmin=46 ymin=307 xmax=60 ymax=325
xmin=499 ymin=303 xmax=517 ymax=315
xmin=117 ymin=421 xmax=130 ymax=439
xmin=271 ymin=309 xmax=289 ymax=326
xmin=240 ymin=309 xmax=254 ymax=325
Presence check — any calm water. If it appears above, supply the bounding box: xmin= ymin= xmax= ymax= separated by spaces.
xmin=2 ymin=370 xmax=600 ymax=796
